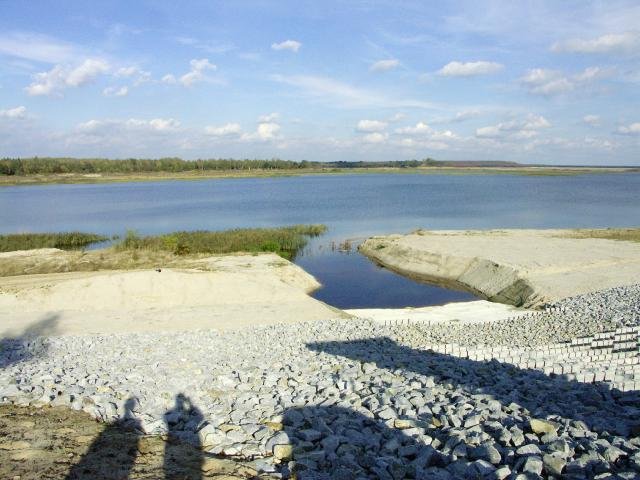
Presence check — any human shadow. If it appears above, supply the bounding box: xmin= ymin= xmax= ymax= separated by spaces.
xmin=163 ymin=393 xmax=204 ymax=480
xmin=307 ymin=337 xmax=640 ymax=438
xmin=278 ymin=404 xmax=451 ymax=479
xmin=66 ymin=397 xmax=142 ymax=480
xmin=0 ymin=313 xmax=59 ymax=368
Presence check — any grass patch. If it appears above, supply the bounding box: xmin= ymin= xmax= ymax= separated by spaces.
xmin=558 ymin=228 xmax=640 ymax=243
xmin=0 ymin=232 xmax=109 ymax=252
xmin=114 ymin=225 xmax=327 ymax=259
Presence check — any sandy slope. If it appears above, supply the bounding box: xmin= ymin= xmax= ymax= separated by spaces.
xmin=0 ymin=254 xmax=346 ymax=337
xmin=360 ymin=229 xmax=640 ymax=308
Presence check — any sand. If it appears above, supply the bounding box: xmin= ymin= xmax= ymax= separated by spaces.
xmin=0 ymin=253 xmax=347 ymax=337
xmin=360 ymin=229 xmax=640 ymax=308
xmin=346 ymin=300 xmax=530 ymax=325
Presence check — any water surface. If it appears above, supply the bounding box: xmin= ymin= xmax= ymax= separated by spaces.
xmin=2 ymin=173 xmax=639 ymax=308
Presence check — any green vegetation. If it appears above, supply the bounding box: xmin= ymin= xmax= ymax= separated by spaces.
xmin=114 ymin=225 xmax=327 ymax=259
xmin=0 ymin=232 xmax=109 ymax=252
xmin=559 ymin=228 xmax=640 ymax=243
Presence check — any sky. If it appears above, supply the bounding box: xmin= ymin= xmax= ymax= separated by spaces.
xmin=0 ymin=0 xmax=639 ymax=165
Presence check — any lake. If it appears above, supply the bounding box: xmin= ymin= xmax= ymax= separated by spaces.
xmin=2 ymin=173 xmax=640 ymax=308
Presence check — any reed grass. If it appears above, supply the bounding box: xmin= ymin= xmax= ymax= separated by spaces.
xmin=114 ymin=225 xmax=327 ymax=259
xmin=559 ymin=228 xmax=640 ymax=243
xmin=0 ymin=232 xmax=109 ymax=252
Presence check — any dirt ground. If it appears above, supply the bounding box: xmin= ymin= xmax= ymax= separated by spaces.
xmin=0 ymin=404 xmax=265 ymax=480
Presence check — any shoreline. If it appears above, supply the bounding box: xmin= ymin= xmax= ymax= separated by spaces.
xmin=2 ymin=165 xmax=638 ymax=187
xmin=360 ymin=228 xmax=640 ymax=308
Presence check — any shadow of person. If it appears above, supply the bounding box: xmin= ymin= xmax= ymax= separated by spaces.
xmin=163 ymin=393 xmax=204 ymax=480
xmin=66 ymin=397 xmax=142 ymax=480
xmin=307 ymin=337 xmax=640 ymax=438
xmin=278 ymin=405 xmax=448 ymax=479
xmin=0 ymin=313 xmax=59 ymax=368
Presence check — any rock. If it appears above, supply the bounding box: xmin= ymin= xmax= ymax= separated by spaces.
xmin=543 ymin=452 xmax=566 ymax=476
xmin=470 ymin=443 xmax=502 ymax=465
xmin=516 ymin=444 xmax=542 ymax=456
xmin=273 ymin=444 xmax=293 ymax=461
xmin=201 ymin=457 xmax=237 ymax=474
xmin=529 ymin=418 xmax=558 ymax=435
xmin=522 ymin=456 xmax=543 ymax=476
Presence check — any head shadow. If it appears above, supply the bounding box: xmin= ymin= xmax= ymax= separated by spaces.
xmin=164 ymin=393 xmax=205 ymax=480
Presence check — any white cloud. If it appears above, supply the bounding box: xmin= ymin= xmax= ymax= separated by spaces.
xmin=0 ymin=106 xmax=27 ymax=119
xmin=520 ymin=67 xmax=608 ymax=96
xmin=617 ymin=122 xmax=640 ymax=135
xmin=370 ymin=59 xmax=400 ymax=72
xmin=163 ymin=59 xmax=217 ymax=87
xmin=25 ymin=58 xmax=109 ymax=96
xmin=115 ymin=66 xmax=151 ymax=86
xmin=552 ymin=32 xmax=640 ymax=54
xmin=103 ymin=86 xmax=129 ymax=97
xmin=77 ymin=118 xmax=180 ymax=133
xmin=162 ymin=74 xmax=177 ymax=84
xmin=437 ymin=61 xmax=503 ymax=77
xmin=0 ymin=32 xmax=78 ymax=63
xmin=179 ymin=58 xmax=216 ymax=86
xmin=255 ymin=122 xmax=281 ymax=140
xmin=271 ymin=74 xmax=435 ymax=109
xmin=362 ymin=132 xmax=388 ymax=144
xmin=259 ymin=112 xmax=279 ymax=122
xmin=388 ymin=113 xmax=406 ymax=122
xmin=356 ymin=119 xmax=387 ymax=132
xmin=271 ymin=40 xmax=302 ymax=52
xmin=475 ymin=114 xmax=551 ymax=139
xmin=583 ymin=115 xmax=601 ymax=126
xmin=395 ymin=122 xmax=432 ymax=135
xmin=205 ymin=123 xmax=242 ymax=136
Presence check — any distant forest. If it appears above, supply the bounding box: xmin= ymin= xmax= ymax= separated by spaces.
xmin=0 ymin=157 xmax=521 ymax=176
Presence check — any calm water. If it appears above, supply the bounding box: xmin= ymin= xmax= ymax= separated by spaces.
xmin=2 ymin=173 xmax=640 ymax=308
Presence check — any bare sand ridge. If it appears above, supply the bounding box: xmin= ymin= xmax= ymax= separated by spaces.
xmin=0 ymin=252 xmax=347 ymax=337
xmin=360 ymin=229 xmax=640 ymax=308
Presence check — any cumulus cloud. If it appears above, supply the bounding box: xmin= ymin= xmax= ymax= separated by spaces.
xmin=0 ymin=106 xmax=27 ymax=119
xmin=616 ymin=122 xmax=640 ymax=135
xmin=271 ymin=40 xmax=301 ymax=52
xmin=552 ymin=32 xmax=640 ymax=54
xmin=356 ymin=119 xmax=387 ymax=132
xmin=362 ymin=132 xmax=388 ymax=144
xmin=395 ymin=122 xmax=432 ymax=135
xmin=583 ymin=115 xmax=601 ymax=127
xmin=115 ymin=66 xmax=151 ymax=86
xmin=437 ymin=61 xmax=503 ymax=77
xmin=103 ymin=86 xmax=129 ymax=97
xmin=370 ymin=59 xmax=400 ymax=72
xmin=163 ymin=59 xmax=216 ymax=87
xmin=205 ymin=123 xmax=242 ymax=136
xmin=259 ymin=112 xmax=279 ymax=122
xmin=475 ymin=114 xmax=551 ymax=139
xmin=26 ymin=58 xmax=109 ymax=96
xmin=255 ymin=122 xmax=281 ymax=140
xmin=520 ymin=67 xmax=608 ymax=96
xmin=77 ymin=118 xmax=181 ymax=133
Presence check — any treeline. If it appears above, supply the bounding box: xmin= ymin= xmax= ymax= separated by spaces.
xmin=0 ymin=157 xmax=312 ymax=175
xmin=0 ymin=157 xmax=520 ymax=176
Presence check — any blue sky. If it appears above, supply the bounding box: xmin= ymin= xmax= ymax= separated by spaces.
xmin=0 ymin=1 xmax=638 ymax=164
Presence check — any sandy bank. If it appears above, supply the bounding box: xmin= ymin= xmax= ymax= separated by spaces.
xmin=0 ymin=253 xmax=346 ymax=337
xmin=360 ymin=229 xmax=640 ymax=308
xmin=346 ymin=300 xmax=530 ymax=325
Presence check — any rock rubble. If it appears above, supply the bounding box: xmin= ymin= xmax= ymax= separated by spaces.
xmin=1 ymin=284 xmax=640 ymax=479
